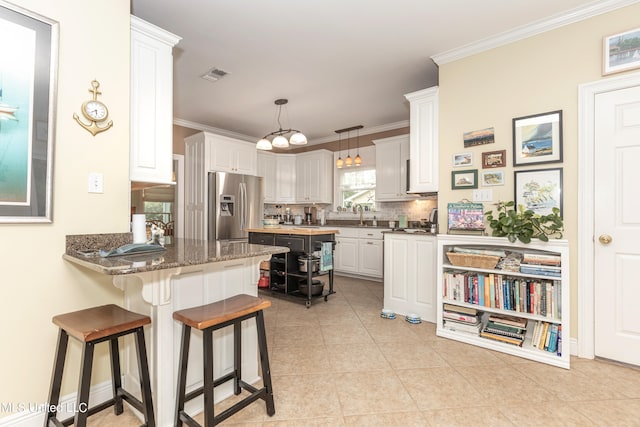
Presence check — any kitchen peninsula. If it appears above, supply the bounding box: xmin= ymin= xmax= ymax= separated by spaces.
xmin=63 ymin=234 xmax=288 ymax=427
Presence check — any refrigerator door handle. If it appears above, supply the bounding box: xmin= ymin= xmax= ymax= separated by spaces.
xmin=240 ymin=182 xmax=247 ymax=230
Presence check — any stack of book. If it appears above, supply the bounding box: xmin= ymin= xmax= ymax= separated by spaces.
xmin=519 ymin=252 xmax=561 ymax=278
xmin=480 ymin=314 xmax=527 ymax=346
xmin=442 ymin=304 xmax=481 ymax=335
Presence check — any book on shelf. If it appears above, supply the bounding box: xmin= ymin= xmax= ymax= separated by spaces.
xmin=442 ymin=303 xmax=479 ymax=316
xmin=488 ymin=313 xmax=527 ymax=329
xmin=484 ymin=320 xmax=526 ymax=336
xmin=443 ymin=310 xmax=479 ymax=324
xmin=443 ymin=319 xmax=482 ymax=335
xmin=479 ymin=329 xmax=524 ymax=346
xmin=519 ymin=265 xmax=561 ymax=278
xmin=522 ymin=252 xmax=561 ymax=266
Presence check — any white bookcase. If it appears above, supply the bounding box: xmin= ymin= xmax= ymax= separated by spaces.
xmin=436 ymin=235 xmax=570 ymax=369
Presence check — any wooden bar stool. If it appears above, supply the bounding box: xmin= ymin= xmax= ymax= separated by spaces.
xmin=173 ymin=294 xmax=275 ymax=426
xmin=45 ymin=304 xmax=155 ymax=427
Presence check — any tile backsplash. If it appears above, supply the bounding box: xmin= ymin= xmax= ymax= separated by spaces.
xmin=265 ymin=197 xmax=437 ymax=224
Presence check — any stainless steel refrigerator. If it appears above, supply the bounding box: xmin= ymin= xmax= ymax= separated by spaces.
xmin=208 ymin=171 xmax=263 ymax=241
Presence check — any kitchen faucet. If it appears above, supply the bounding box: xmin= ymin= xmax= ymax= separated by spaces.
xmin=357 ymin=205 xmax=364 ymax=226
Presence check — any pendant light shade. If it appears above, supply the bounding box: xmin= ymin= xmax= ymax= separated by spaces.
xmin=345 ymin=130 xmax=353 ymax=167
xmin=257 ymin=99 xmax=307 ymax=150
xmin=336 ymin=132 xmax=343 ymax=168
xmin=354 ymin=128 xmax=362 ymax=166
xmin=256 ymin=138 xmax=273 ymax=150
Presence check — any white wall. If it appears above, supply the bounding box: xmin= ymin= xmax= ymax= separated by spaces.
xmin=437 ymin=2 xmax=640 ymax=338
xmin=0 ymin=0 xmax=131 ymax=415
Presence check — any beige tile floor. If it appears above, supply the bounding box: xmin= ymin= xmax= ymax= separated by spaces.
xmin=92 ymin=275 xmax=640 ymax=426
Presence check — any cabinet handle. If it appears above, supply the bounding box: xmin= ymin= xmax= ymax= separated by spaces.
xmin=367 ymin=241 xmax=374 ymax=244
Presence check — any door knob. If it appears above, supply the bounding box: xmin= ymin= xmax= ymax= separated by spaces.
xmin=599 ymin=234 xmax=613 ymax=245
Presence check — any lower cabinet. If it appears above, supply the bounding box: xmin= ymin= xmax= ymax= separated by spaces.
xmin=334 ymin=227 xmax=388 ymax=279
xmin=383 ymin=233 xmax=437 ymax=322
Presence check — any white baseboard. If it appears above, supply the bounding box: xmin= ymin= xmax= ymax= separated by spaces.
xmin=0 ymin=380 xmax=113 ymax=427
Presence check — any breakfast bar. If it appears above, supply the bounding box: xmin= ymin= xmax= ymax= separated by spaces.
xmin=63 ymin=234 xmax=288 ymax=427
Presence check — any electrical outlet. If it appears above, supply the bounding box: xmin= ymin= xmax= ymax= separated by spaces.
xmin=88 ymin=172 xmax=104 ymax=193
xmin=472 ymin=189 xmax=493 ymax=202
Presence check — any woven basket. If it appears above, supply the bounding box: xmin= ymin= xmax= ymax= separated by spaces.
xmin=446 ymin=252 xmax=500 ymax=269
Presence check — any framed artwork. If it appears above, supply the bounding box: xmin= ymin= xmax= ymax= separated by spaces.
xmin=603 ymin=27 xmax=640 ymax=75
xmin=447 ymin=202 xmax=485 ymax=231
xmin=482 ymin=149 xmax=506 ymax=168
xmin=451 ymin=169 xmax=478 ymax=190
xmin=512 ymin=110 xmax=562 ymax=166
xmin=463 ymin=127 xmax=494 ymax=148
xmin=0 ymin=3 xmax=58 ymax=223
xmin=514 ymin=168 xmax=563 ymax=216
xmin=453 ymin=152 xmax=472 ymax=167
xmin=481 ymin=170 xmax=504 ymax=186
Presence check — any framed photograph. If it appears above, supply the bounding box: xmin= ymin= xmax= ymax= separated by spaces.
xmin=453 ymin=152 xmax=472 ymax=167
xmin=512 ymin=110 xmax=562 ymax=166
xmin=463 ymin=127 xmax=494 ymax=148
xmin=482 ymin=149 xmax=506 ymax=168
xmin=514 ymin=168 xmax=563 ymax=216
xmin=603 ymin=27 xmax=640 ymax=75
xmin=481 ymin=170 xmax=504 ymax=186
xmin=0 ymin=4 xmax=58 ymax=223
xmin=451 ymin=169 xmax=478 ymax=190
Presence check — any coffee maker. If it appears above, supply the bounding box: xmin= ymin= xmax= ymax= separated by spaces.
xmin=304 ymin=206 xmax=316 ymax=225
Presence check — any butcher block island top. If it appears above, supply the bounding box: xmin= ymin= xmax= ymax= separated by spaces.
xmin=246 ymin=227 xmax=338 ymax=235
xmin=63 ymin=234 xmax=289 ymax=275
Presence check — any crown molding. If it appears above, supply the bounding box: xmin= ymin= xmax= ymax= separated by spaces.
xmin=173 ymin=118 xmax=409 ymax=145
xmin=431 ymin=0 xmax=639 ymax=65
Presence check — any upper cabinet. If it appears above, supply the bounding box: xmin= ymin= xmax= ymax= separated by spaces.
xmin=130 ymin=17 xmax=181 ymax=184
xmin=404 ymin=86 xmax=438 ymax=193
xmin=207 ymin=134 xmax=257 ymax=175
xmin=295 ymin=150 xmax=333 ymax=204
xmin=257 ymin=152 xmax=296 ymax=204
xmin=373 ymin=135 xmax=415 ymax=201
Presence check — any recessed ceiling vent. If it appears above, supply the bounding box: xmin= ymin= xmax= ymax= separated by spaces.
xmin=201 ymin=67 xmax=229 ymax=82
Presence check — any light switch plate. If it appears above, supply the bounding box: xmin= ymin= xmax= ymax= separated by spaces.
xmin=472 ymin=189 xmax=493 ymax=202
xmin=88 ymin=172 xmax=104 ymax=193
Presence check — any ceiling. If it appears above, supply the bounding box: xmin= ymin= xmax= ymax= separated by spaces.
xmin=130 ymin=0 xmax=626 ymax=146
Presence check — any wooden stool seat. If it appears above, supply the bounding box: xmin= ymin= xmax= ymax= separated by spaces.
xmin=53 ymin=304 xmax=151 ymax=342
xmin=173 ymin=294 xmax=275 ymax=426
xmin=45 ymin=304 xmax=155 ymax=427
xmin=173 ymin=294 xmax=271 ymax=330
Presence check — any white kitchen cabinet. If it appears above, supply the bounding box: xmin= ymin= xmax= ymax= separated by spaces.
xmin=334 ymin=227 xmax=359 ymax=274
xmin=295 ymin=150 xmax=333 ymax=204
xmin=207 ymin=133 xmax=257 ymax=175
xmin=359 ymin=238 xmax=383 ymax=277
xmin=257 ymin=152 xmax=277 ymax=202
xmin=257 ymin=153 xmax=296 ymax=203
xmin=404 ymin=86 xmax=438 ymax=193
xmin=384 ymin=233 xmax=437 ymax=322
xmin=373 ymin=135 xmax=414 ymax=201
xmin=130 ymin=17 xmax=181 ymax=184
xmin=334 ymin=227 xmax=388 ymax=279
xmin=184 ymin=131 xmax=257 ymax=240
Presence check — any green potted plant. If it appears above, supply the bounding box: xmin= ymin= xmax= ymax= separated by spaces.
xmin=485 ymin=201 xmax=563 ymax=243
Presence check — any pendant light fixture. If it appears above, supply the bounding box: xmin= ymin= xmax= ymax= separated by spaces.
xmin=257 ymin=99 xmax=307 ymax=150
xmin=354 ymin=127 xmax=362 ymax=166
xmin=334 ymin=125 xmax=363 ymax=168
xmin=336 ymin=131 xmax=344 ymax=168
xmin=345 ymin=129 xmax=353 ymax=167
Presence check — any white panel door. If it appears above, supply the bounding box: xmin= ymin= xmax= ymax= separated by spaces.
xmin=383 ymin=235 xmax=411 ymax=314
xmin=414 ymin=238 xmax=436 ymax=322
xmin=594 ymin=85 xmax=640 ymax=365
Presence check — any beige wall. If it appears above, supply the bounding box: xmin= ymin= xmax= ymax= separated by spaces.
xmin=0 ymin=0 xmax=131 ymax=414
xmin=437 ymin=3 xmax=640 ymax=338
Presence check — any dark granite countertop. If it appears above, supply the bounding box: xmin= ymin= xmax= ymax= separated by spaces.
xmin=63 ymin=234 xmax=289 ymax=275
